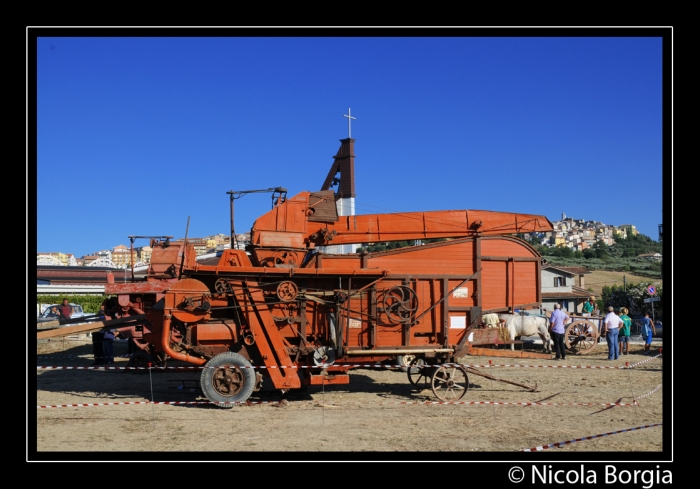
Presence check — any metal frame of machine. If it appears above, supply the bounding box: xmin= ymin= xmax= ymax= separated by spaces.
xmin=51 ymin=184 xmax=550 ymax=407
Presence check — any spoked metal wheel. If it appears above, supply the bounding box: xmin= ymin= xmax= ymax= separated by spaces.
xmin=406 ymin=357 xmax=429 ymax=387
xmin=430 ymin=364 xmax=469 ymax=401
xmin=565 ymin=320 xmax=599 ymax=355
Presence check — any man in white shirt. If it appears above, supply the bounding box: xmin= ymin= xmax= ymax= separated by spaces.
xmin=603 ymin=306 xmax=623 ymax=360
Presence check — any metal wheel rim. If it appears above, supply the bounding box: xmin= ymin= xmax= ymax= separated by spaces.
xmin=210 ymin=365 xmax=246 ymax=397
xmin=431 ymin=364 xmax=469 ymax=401
xmin=277 ymin=281 xmax=298 ymax=302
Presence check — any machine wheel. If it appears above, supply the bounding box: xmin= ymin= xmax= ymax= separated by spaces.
xmin=215 ymin=278 xmax=232 ymax=294
xmin=430 ymin=364 xmax=469 ymax=401
xmin=406 ymin=357 xmax=429 ymax=387
xmin=277 ymin=281 xmax=298 ymax=302
xmin=565 ymin=320 xmax=599 ymax=355
xmin=396 ymin=354 xmax=417 ymax=373
xmin=127 ymin=350 xmax=153 ymax=374
xmin=382 ymin=286 xmax=419 ymax=324
xmin=200 ymin=352 xmax=256 ymax=408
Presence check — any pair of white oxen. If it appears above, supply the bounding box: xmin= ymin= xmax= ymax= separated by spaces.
xmin=482 ymin=313 xmax=553 ymax=353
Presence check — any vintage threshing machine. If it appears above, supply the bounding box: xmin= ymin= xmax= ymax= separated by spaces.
xmin=92 ymin=186 xmax=553 ymax=406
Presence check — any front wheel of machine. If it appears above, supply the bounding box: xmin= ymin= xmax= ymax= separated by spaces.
xmin=200 ymin=352 xmax=256 ymax=408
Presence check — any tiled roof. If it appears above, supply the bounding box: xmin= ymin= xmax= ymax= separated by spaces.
xmin=556 ymin=266 xmax=591 ymax=275
xmin=542 ymin=265 xmax=576 ymax=276
xmin=542 ymin=289 xmax=590 ymax=299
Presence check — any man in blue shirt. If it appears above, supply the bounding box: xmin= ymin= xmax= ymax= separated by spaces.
xmin=549 ymin=303 xmax=570 ymax=360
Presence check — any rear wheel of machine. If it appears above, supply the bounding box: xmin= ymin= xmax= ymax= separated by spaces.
xmin=406 ymin=357 xmax=429 ymax=387
xmin=200 ymin=352 xmax=256 ymax=408
xmin=127 ymin=350 xmax=153 ymax=374
xmin=431 ymin=364 xmax=469 ymax=401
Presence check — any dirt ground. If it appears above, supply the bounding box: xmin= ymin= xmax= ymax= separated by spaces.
xmin=33 ymin=336 xmax=666 ymax=459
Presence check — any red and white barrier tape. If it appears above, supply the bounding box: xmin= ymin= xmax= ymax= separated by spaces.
xmin=627 ymin=354 xmax=662 ymax=368
xmin=519 ymin=423 xmax=662 ymax=452
xmin=634 ymin=383 xmax=662 ymax=402
xmin=37 ymin=398 xmax=640 ymax=409
xmin=35 ymin=362 xmax=654 ymax=370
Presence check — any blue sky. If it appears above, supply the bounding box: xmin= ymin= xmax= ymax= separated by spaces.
xmin=34 ymin=30 xmax=668 ymax=258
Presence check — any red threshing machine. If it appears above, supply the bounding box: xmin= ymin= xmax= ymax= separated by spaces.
xmin=42 ymin=187 xmax=554 ymax=405
xmin=112 ymin=187 xmax=553 ymax=405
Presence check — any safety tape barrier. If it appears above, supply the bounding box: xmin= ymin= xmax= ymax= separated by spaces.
xmin=519 ymin=423 xmax=662 ymax=452
xmin=634 ymin=383 xmax=663 ymax=402
xmin=37 ymin=399 xmax=641 ymax=409
xmin=36 ymin=352 xmax=663 ymax=364
xmin=36 ymin=356 xmax=661 ymax=371
xmin=626 ymin=354 xmax=662 ymax=368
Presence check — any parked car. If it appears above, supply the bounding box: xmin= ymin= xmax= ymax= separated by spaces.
xmin=37 ymin=303 xmax=89 ymax=323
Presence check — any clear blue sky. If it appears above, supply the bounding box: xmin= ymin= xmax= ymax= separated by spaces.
xmin=34 ymin=30 xmax=667 ymax=258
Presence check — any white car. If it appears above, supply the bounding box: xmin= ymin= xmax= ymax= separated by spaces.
xmin=37 ymin=303 xmax=90 ymax=323
xmin=654 ymin=320 xmax=663 ymax=338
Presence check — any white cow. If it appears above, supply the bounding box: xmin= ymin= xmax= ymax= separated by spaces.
xmin=498 ymin=314 xmax=552 ymax=353
xmin=482 ymin=313 xmax=502 ymax=328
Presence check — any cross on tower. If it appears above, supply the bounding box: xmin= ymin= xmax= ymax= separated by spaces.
xmin=344 ymin=108 xmax=356 ymax=138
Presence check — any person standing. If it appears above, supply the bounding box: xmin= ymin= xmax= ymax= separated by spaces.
xmin=549 ymin=303 xmax=569 ymax=360
xmin=582 ymin=296 xmax=596 ymax=316
xmin=604 ymin=306 xmax=622 ymax=360
xmin=618 ymin=307 xmax=632 ymax=355
xmin=102 ymin=328 xmax=116 ymax=364
xmin=57 ymin=298 xmax=73 ymax=320
xmin=641 ymin=312 xmax=656 ymax=354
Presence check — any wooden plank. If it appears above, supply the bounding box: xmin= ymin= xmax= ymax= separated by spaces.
xmin=36 ymin=320 xmax=61 ymax=330
xmin=36 ymin=315 xmax=146 ymax=340
xmin=469 ymin=329 xmax=500 ymax=345
xmin=468 ymin=347 xmax=552 ymax=359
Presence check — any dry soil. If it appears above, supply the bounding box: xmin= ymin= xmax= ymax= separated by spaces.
xmin=33 ymin=335 xmax=667 ymax=460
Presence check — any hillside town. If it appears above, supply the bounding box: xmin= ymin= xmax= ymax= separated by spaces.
xmin=37 ymin=213 xmax=661 ymax=268
xmin=524 ymin=212 xmax=641 ymax=252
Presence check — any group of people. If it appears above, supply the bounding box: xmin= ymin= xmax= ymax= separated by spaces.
xmin=547 ymin=298 xmax=658 ymax=361
xmin=602 ymin=307 xmax=656 ymax=360
xmin=45 ymin=298 xmax=140 ymax=365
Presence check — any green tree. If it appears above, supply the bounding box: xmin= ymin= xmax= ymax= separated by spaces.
xmin=594 ymin=240 xmax=609 ymax=259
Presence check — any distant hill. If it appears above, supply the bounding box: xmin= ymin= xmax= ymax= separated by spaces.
xmin=580 ymin=270 xmax=661 ymax=297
